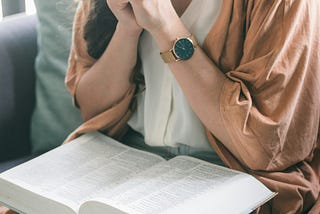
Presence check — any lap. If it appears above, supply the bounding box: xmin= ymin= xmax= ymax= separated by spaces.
xmin=121 ymin=128 xmax=225 ymax=166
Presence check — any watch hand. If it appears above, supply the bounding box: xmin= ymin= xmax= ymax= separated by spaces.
xmin=176 ymin=44 xmax=183 ymax=49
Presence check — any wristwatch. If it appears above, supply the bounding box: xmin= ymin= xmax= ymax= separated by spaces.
xmin=160 ymin=35 xmax=198 ymax=63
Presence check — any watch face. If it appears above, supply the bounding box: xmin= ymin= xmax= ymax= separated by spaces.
xmin=173 ymin=38 xmax=195 ymax=60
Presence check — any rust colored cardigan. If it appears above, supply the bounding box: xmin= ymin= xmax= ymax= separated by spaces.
xmin=65 ymin=0 xmax=320 ymax=213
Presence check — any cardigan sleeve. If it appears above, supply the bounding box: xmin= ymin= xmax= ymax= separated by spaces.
xmin=65 ymin=0 xmax=96 ymax=100
xmin=212 ymin=0 xmax=319 ymax=171
xmin=64 ymin=0 xmax=136 ymax=141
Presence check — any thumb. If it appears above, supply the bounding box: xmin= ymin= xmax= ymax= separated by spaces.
xmin=0 ymin=207 xmax=18 ymax=214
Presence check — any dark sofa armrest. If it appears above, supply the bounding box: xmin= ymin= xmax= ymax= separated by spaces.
xmin=0 ymin=14 xmax=38 ymax=162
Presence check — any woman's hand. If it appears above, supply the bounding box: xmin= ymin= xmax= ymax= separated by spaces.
xmin=128 ymin=0 xmax=190 ymax=52
xmin=106 ymin=0 xmax=142 ymax=34
xmin=0 ymin=206 xmax=17 ymax=214
xmin=129 ymin=0 xmax=179 ymax=35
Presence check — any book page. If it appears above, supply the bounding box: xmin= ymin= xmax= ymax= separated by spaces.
xmin=80 ymin=156 xmax=274 ymax=214
xmin=0 ymin=132 xmax=165 ymax=212
xmin=162 ymin=156 xmax=275 ymax=214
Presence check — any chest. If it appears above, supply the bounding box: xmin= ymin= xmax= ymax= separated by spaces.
xmin=171 ymin=0 xmax=192 ymax=17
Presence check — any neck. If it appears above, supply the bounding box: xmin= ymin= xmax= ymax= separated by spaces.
xmin=171 ymin=0 xmax=192 ymax=17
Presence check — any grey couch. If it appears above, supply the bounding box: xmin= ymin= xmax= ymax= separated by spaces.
xmin=0 ymin=14 xmax=38 ymax=169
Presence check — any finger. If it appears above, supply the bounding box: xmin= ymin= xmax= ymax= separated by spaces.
xmin=0 ymin=207 xmax=18 ymax=214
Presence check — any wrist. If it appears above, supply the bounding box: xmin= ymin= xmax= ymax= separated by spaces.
xmin=149 ymin=16 xmax=190 ymax=52
xmin=116 ymin=23 xmax=143 ymax=38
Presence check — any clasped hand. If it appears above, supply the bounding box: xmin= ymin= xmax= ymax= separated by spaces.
xmin=107 ymin=0 xmax=179 ymax=35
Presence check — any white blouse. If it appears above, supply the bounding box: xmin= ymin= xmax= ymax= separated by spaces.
xmin=128 ymin=0 xmax=222 ymax=151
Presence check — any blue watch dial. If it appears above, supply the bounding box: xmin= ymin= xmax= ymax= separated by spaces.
xmin=173 ymin=38 xmax=195 ymax=60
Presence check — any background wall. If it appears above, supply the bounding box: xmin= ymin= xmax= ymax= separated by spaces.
xmin=0 ymin=0 xmax=35 ymax=20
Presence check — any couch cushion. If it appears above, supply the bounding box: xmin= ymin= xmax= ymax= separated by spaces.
xmin=31 ymin=0 xmax=82 ymax=154
xmin=0 ymin=15 xmax=37 ymax=161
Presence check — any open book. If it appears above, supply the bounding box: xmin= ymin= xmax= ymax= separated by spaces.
xmin=0 ymin=132 xmax=276 ymax=214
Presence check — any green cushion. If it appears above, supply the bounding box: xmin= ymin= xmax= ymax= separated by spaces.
xmin=31 ymin=0 xmax=82 ymax=154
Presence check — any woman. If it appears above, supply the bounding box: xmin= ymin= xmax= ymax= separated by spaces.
xmin=1 ymin=0 xmax=318 ymax=213
xmin=64 ymin=0 xmax=320 ymax=213
xmin=67 ymin=0 xmax=320 ymax=213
